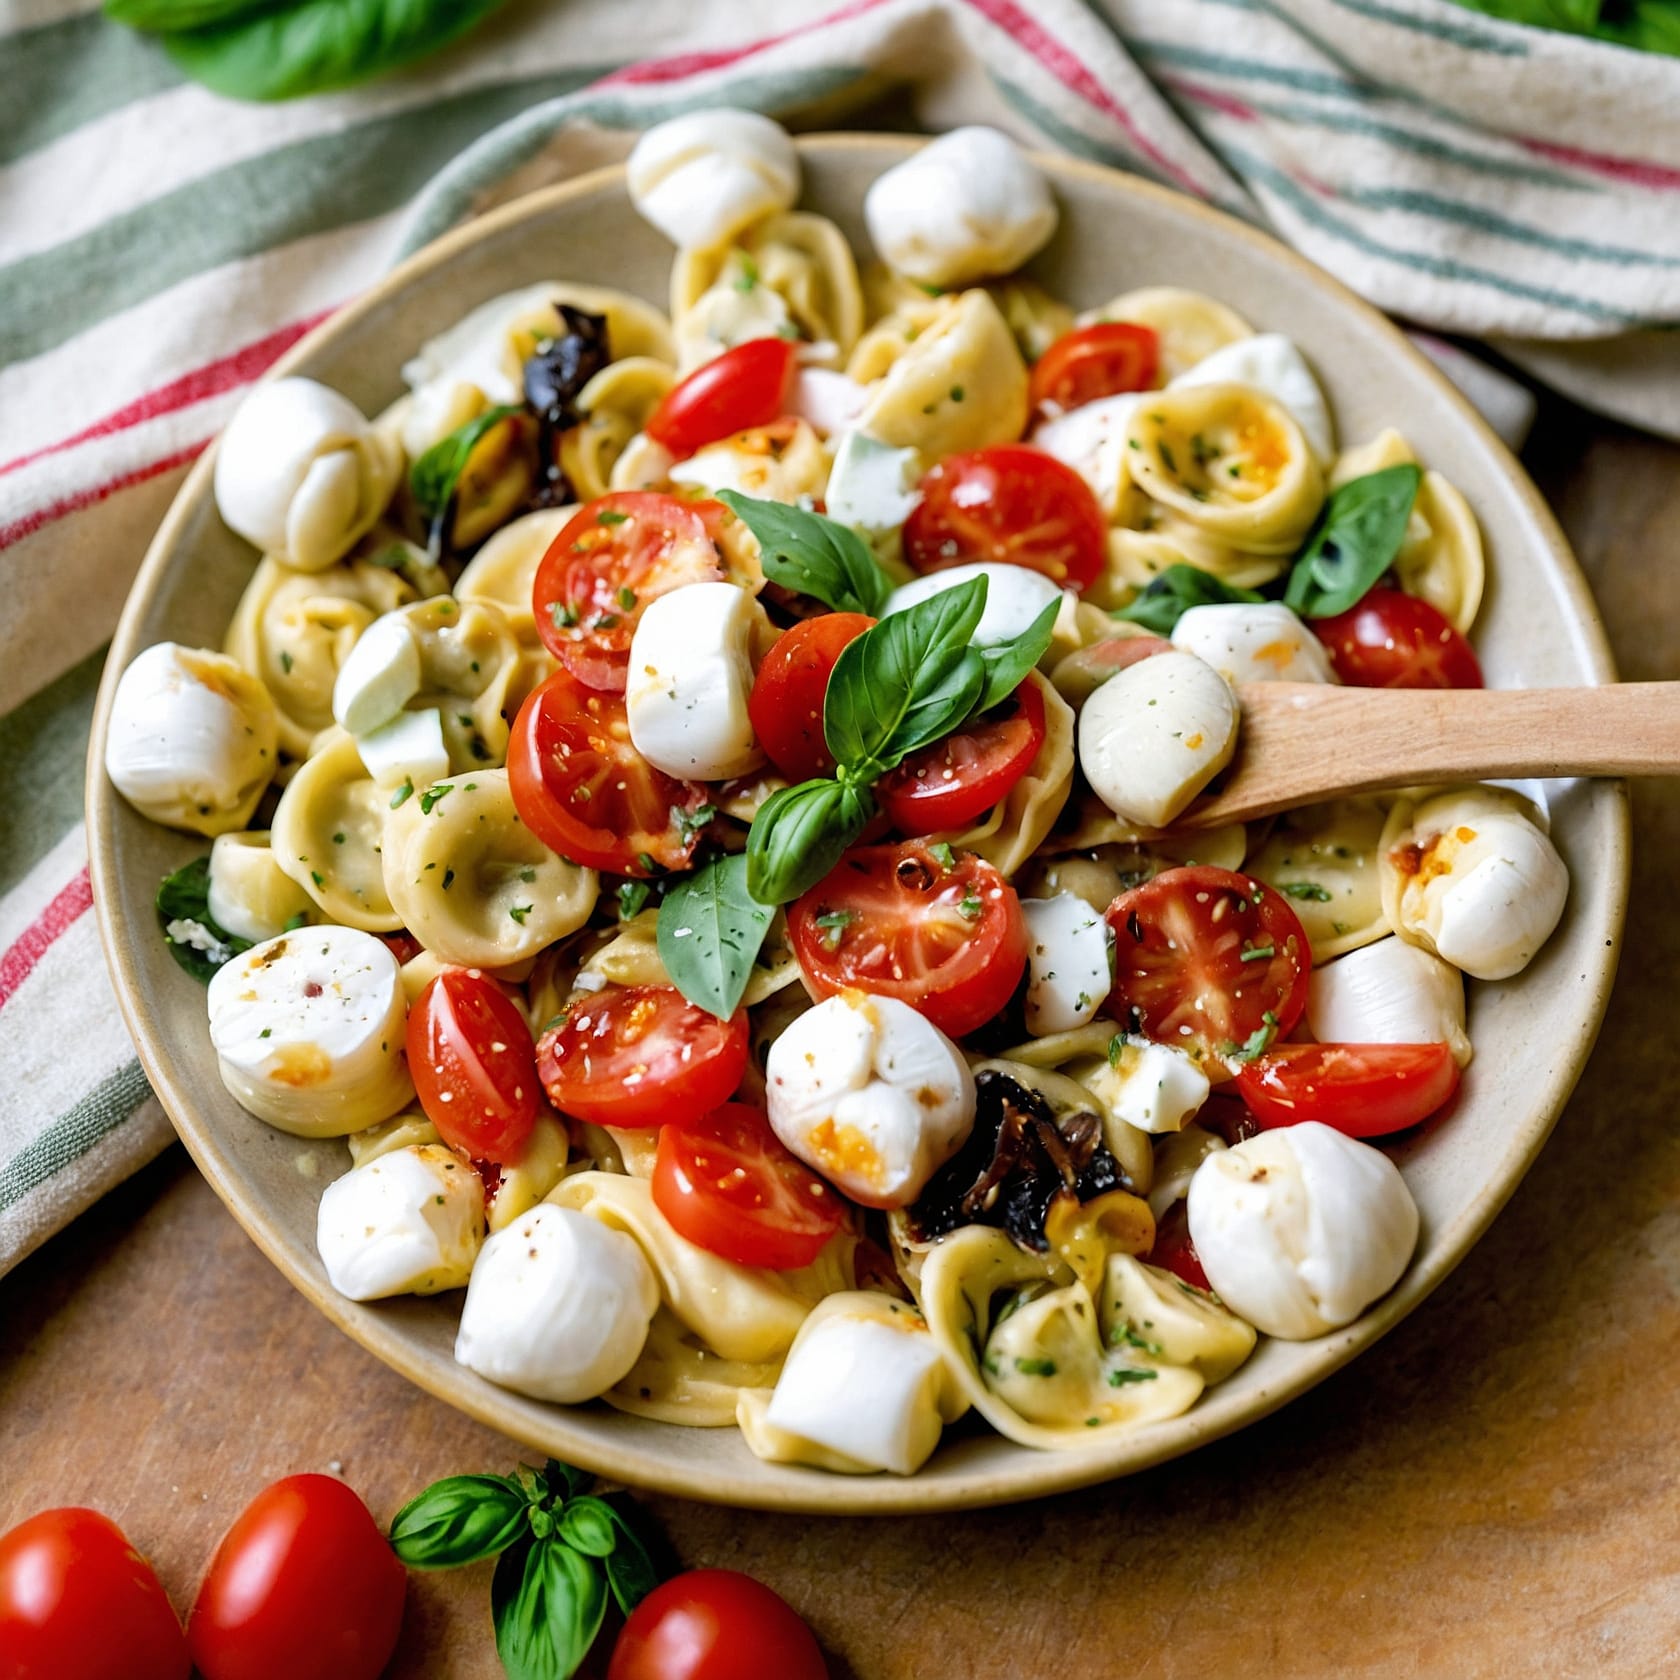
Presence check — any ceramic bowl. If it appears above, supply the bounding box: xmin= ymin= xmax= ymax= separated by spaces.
xmin=87 ymin=135 xmax=1629 ymax=1513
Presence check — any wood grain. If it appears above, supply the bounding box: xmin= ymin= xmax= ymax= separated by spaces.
xmin=1182 ymin=680 xmax=1680 ymax=826
xmin=6 ymin=396 xmax=1680 ymax=1678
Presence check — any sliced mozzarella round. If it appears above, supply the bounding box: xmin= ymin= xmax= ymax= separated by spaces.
xmin=765 ymin=992 xmax=975 ymax=1208
xmin=316 ymin=1143 xmax=485 ymax=1300
xmin=1170 ymin=332 xmax=1335 ymax=461
xmin=884 ymin=561 xmax=1061 ymax=650
xmin=792 ymin=368 xmax=868 ymax=437
xmin=864 ymin=127 xmax=1058 ymax=288
xmin=1188 ymin=1122 xmax=1419 ymax=1340
xmin=207 ymin=832 xmax=315 ymax=943
xmin=825 ymin=430 xmax=923 ymax=542
xmin=353 ymin=706 xmax=450 ymax=792
xmin=1170 ymin=602 xmax=1337 ymax=687
xmin=627 ymin=109 xmax=799 ymax=251
xmin=206 ymin=925 xmax=412 ymax=1136
xmin=105 ymin=643 xmax=279 ymax=837
xmin=1384 ymin=787 xmax=1568 ymax=980
xmin=624 ymin=581 xmax=766 ymax=781
xmin=454 ymin=1203 xmax=660 ymax=1403
xmin=1077 ymin=649 xmax=1238 ymax=828
xmin=1020 ymin=893 xmax=1112 ymax=1036
xmin=214 ymin=377 xmax=397 ymax=570
xmin=1306 ymin=936 xmax=1472 ymax=1067
xmin=761 ymin=1296 xmax=958 ymax=1475
xmin=1089 ymin=1034 xmax=1210 ymax=1135
xmin=1031 ymin=393 xmax=1145 ymax=517
xmin=331 ymin=610 xmax=422 ymax=736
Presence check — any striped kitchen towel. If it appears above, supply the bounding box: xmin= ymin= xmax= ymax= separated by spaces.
xmin=2 ymin=0 xmax=1673 ymax=1273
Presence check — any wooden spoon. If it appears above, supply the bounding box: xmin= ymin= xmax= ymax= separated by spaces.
xmin=1175 ymin=681 xmax=1680 ymax=829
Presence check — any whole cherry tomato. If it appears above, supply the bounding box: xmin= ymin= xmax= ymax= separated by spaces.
xmin=645 ymin=339 xmax=800 ymax=459
xmin=608 ymin=1569 xmax=827 ymax=1680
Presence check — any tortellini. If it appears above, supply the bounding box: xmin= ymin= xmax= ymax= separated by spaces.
xmin=1243 ymin=798 xmax=1391 ymax=961
xmin=668 ymin=418 xmax=830 ymax=505
xmin=384 ymin=597 xmax=522 ymax=777
xmin=382 ymin=770 xmax=598 ymax=967
xmin=562 ymin=358 xmax=677 ymax=501
xmin=1019 ymin=826 xmax=1249 ymax=907
xmin=207 ymin=832 xmax=315 ymax=942
xmin=454 ymin=506 xmax=573 ymax=648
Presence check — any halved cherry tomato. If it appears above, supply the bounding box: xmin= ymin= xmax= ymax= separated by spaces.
xmin=609 ymin=1569 xmax=826 ymax=1680
xmin=1235 ymin=1041 xmax=1461 ymax=1138
xmin=747 ymin=613 xmax=875 ymax=782
xmin=645 ymin=338 xmax=800 ymax=459
xmin=0 ymin=1508 xmax=188 ymax=1680
xmin=1104 ymin=866 xmax=1311 ymax=1076
xmin=877 ymin=677 xmax=1046 ymax=834
xmin=537 ymin=983 xmax=749 ymax=1129
xmin=1311 ymin=587 xmax=1484 ymax=690
xmin=903 ymin=445 xmax=1106 ymax=591
xmin=188 ymin=1475 xmax=405 ymax=1680
xmin=652 ymin=1102 xmax=843 ymax=1269
xmin=533 ymin=492 xmax=728 ymax=692
xmin=788 ymin=841 xmax=1028 ymax=1039
xmin=509 ymin=668 xmax=709 ymax=876
xmin=407 ymin=968 xmax=538 ymax=1162
xmin=1147 ymin=1202 xmax=1211 ymax=1293
xmin=379 ymin=929 xmax=424 ymax=966
xmin=1029 ymin=321 xmax=1160 ymax=413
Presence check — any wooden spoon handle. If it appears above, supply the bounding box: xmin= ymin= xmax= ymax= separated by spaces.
xmin=1180 ymin=681 xmax=1680 ymax=828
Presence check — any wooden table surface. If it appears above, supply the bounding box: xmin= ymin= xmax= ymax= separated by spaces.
xmin=6 ymin=392 xmax=1680 ymax=1680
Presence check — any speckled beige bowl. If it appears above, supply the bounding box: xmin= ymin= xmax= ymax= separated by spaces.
xmin=88 ymin=135 xmax=1629 ymax=1513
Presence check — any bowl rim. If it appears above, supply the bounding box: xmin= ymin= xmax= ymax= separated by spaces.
xmin=87 ymin=133 xmax=1630 ymax=1513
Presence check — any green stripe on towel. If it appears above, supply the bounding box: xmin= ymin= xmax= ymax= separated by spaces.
xmin=0 ymin=1060 xmax=154 ymax=1213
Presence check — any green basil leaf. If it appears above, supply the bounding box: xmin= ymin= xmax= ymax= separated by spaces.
xmin=105 ymin=0 xmax=275 ymax=31
xmin=389 ymin=1473 xmax=529 ymax=1570
xmin=155 ymin=856 xmax=252 ymax=983
xmin=1283 ymin=464 xmax=1422 ymax=619
xmin=824 ymin=576 xmax=988 ymax=770
xmin=159 ymin=0 xmax=514 ymax=102
xmin=599 ymin=1499 xmax=661 ymax=1617
xmin=492 ymin=1536 xmax=608 ymax=1680
xmin=1114 ymin=564 xmax=1264 ymax=636
xmin=656 ymin=853 xmax=773 ymax=1020
xmin=746 ymin=778 xmax=873 ymax=905
xmin=970 ymin=595 xmax=1061 ymax=716
xmin=408 ymin=403 xmax=522 ymax=548
xmin=555 ymin=1496 xmax=617 ymax=1560
xmin=717 ymin=491 xmax=891 ymax=617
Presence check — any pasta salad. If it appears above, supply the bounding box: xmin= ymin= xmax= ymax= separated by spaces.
xmin=105 ymin=115 xmax=1571 ymax=1478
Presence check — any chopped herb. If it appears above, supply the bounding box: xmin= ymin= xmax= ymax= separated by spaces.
xmin=929 ymin=841 xmax=956 ymax=872
xmin=594 ymin=613 xmax=620 ymax=630
xmin=1225 ymin=1009 xmax=1281 ymax=1064
xmin=509 ymin=905 xmax=531 ymax=924
xmin=673 ymin=803 xmax=718 ymax=845
xmin=419 ymin=783 xmax=454 ymax=816
xmin=551 ymin=601 xmax=580 ymax=629
xmin=1110 ymin=1324 xmax=1165 ymax=1356
xmin=1282 ymin=882 xmax=1333 ymax=902
xmin=1014 ymin=1357 xmax=1057 ymax=1377
xmin=615 ymin=585 xmax=637 ymax=610
xmin=1158 ymin=440 xmax=1178 ymax=475
xmin=949 ymin=384 xmax=965 ymax=402
xmin=637 ymin=852 xmax=658 ymax=875
xmin=733 ymin=254 xmax=760 ymax=292
xmin=278 ymin=650 xmax=294 ymax=674
xmin=309 ymin=870 xmax=324 ymax=887
xmin=518 ymin=867 xmax=537 ymax=883
xmin=1239 ymin=943 xmax=1276 ymax=962
xmin=813 ymin=909 xmax=858 ymax=951
xmin=441 ymin=868 xmax=455 ymax=891
xmin=958 ymin=894 xmax=983 ymax=921
xmin=1108 ymin=1034 xmax=1125 ymax=1068
xmin=617 ymin=879 xmax=652 ymax=921
xmin=259 ymin=1027 xmax=272 ymax=1039
xmin=597 ymin=509 xmax=629 ymax=526
xmin=1108 ymin=1367 xmax=1159 ymax=1386
xmin=332 ymin=832 xmax=346 ymax=845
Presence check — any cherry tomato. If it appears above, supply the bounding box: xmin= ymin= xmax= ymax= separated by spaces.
xmin=652 ymin=1102 xmax=843 ymax=1269
xmin=534 ymin=492 xmax=728 ymax=692
xmin=509 ymin=668 xmax=710 ymax=876
xmin=788 ymin=841 xmax=1029 ymax=1039
xmin=645 ymin=338 xmax=800 ymax=459
xmin=379 ymin=930 xmax=423 ymax=965
xmin=608 ymin=1569 xmax=827 ymax=1680
xmin=903 ymin=445 xmax=1106 ymax=591
xmin=537 ymin=983 xmax=749 ymax=1129
xmin=0 ymin=1508 xmax=188 ymax=1680
xmin=1029 ymin=321 xmax=1160 ymax=413
xmin=747 ymin=613 xmax=875 ymax=782
xmin=1235 ymin=1041 xmax=1461 ymax=1138
xmin=407 ymin=968 xmax=538 ymax=1162
xmin=1104 ymin=866 xmax=1311 ymax=1077
xmin=188 ymin=1475 xmax=405 ymax=1680
xmin=1147 ymin=1202 xmax=1211 ymax=1293
xmin=876 ymin=677 xmax=1046 ymax=835
xmin=1311 ymin=587 xmax=1484 ymax=690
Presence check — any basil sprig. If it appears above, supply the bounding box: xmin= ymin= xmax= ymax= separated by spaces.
xmin=409 ymin=403 xmax=522 ymax=552
xmin=745 ymin=778 xmax=877 ymax=908
xmin=1283 ymin=463 xmax=1421 ymax=619
xmin=1115 ymin=565 xmax=1264 ymax=636
xmin=719 ymin=490 xmax=891 ymax=617
xmin=656 ymin=853 xmax=776 ymax=1021
xmin=155 ymin=855 xmax=254 ymax=982
xmin=391 ymin=1459 xmax=659 ymax=1680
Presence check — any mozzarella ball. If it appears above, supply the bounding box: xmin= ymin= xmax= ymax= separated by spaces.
xmin=1086 ymin=1035 xmax=1210 ymax=1135
xmin=628 ymin=109 xmax=800 ymax=251
xmin=825 ymin=429 xmax=923 ymax=542
xmin=1031 ymin=393 xmax=1145 ymax=517
xmin=316 ymin=1143 xmax=485 ymax=1300
xmin=765 ymin=991 xmax=975 ymax=1208
xmin=1187 ymin=1122 xmax=1419 ymax=1339
xmin=1078 ymin=649 xmax=1238 ymax=828
xmin=1170 ymin=333 xmax=1335 ymax=461
xmin=105 ymin=642 xmax=279 ymax=837
xmin=454 ymin=1204 xmax=660 ymax=1403
xmin=214 ymin=377 xmax=398 ymax=570
xmin=884 ymin=560 xmax=1061 ymax=649
xmin=792 ymin=368 xmax=869 ymax=438
xmin=1307 ymin=936 xmax=1472 ymax=1067
xmin=625 ymin=581 xmax=766 ymax=781
xmin=1171 ymin=602 xmax=1338 ymax=687
xmin=1020 ymin=893 xmax=1112 ymax=1036
xmin=207 ymin=925 xmax=412 ymax=1136
xmin=207 ymin=832 xmax=314 ymax=943
xmin=864 ymin=127 xmax=1058 ymax=288
xmin=1387 ymin=787 xmax=1568 ymax=980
